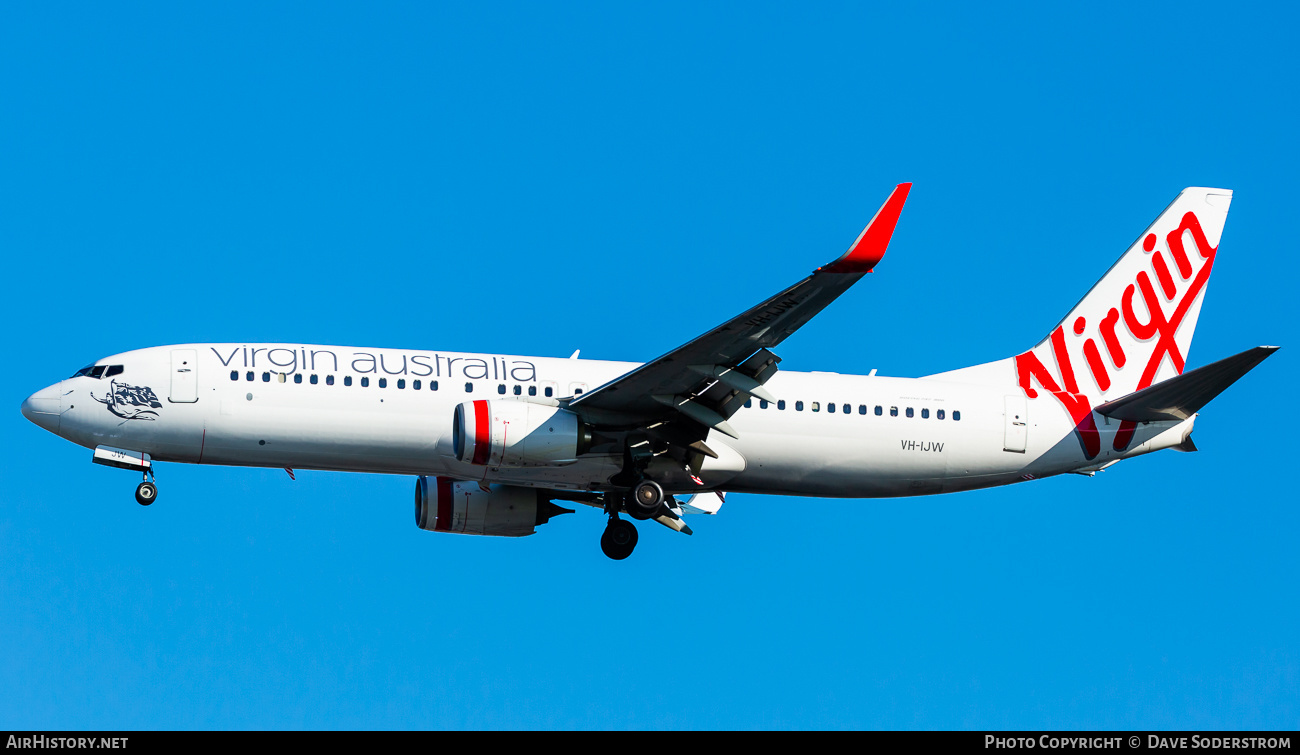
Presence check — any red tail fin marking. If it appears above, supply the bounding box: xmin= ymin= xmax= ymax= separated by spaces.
xmin=1016 ymin=211 xmax=1219 ymax=457
xmin=1113 ymin=211 xmax=1218 ymax=450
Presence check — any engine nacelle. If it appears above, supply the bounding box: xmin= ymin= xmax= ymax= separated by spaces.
xmin=452 ymin=400 xmax=591 ymax=467
xmin=415 ymin=476 xmax=568 ymax=537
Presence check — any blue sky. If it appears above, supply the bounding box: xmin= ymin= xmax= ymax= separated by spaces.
xmin=2 ymin=2 xmax=1296 ymax=730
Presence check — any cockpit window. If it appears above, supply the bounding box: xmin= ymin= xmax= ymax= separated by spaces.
xmin=71 ymin=363 xmax=123 ymax=379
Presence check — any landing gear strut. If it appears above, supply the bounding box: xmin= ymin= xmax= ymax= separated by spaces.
xmin=599 ymin=492 xmax=639 ymax=560
xmin=134 ymin=466 xmax=157 ymax=506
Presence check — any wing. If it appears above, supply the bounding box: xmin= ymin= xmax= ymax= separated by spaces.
xmin=569 ymin=183 xmax=911 ymax=442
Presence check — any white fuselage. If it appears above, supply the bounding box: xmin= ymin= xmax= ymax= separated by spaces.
xmin=31 ymin=343 xmax=1195 ymax=498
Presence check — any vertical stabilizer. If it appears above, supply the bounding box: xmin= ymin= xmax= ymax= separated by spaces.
xmin=1016 ymin=187 xmax=1231 ymax=405
xmin=928 ymin=187 xmax=1233 ymax=458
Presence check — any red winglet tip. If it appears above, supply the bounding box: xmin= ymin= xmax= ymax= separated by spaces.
xmin=825 ymin=182 xmax=912 ymax=273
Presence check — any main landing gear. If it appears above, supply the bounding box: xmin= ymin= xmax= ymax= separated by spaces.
xmin=600 ymin=517 xmax=638 ymax=560
xmin=599 ymin=479 xmax=671 ymax=560
xmin=600 ymin=485 xmax=651 ymax=560
xmin=625 ymin=479 xmax=665 ymax=520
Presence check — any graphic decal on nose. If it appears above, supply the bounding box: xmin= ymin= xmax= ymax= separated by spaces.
xmin=91 ymin=380 xmax=163 ymax=420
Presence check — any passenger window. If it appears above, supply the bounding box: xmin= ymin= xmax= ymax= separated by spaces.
xmin=431 ymin=380 xmax=438 ymax=391
xmin=760 ymin=400 xmax=768 ymax=409
xmin=498 ymin=384 xmax=506 ymax=395
xmin=106 ymin=365 xmax=124 ymax=377
xmin=311 ymin=374 xmax=319 ymax=385
xmin=362 ymin=377 xmax=370 ymax=387
xmin=277 ymin=373 xmax=286 ymax=383
xmin=890 ymin=406 xmax=898 ymax=417
xmin=294 ymin=373 xmax=302 ymax=384
xmin=796 ymin=401 xmax=804 ymax=411
xmin=778 ymin=400 xmax=786 ymax=410
xmin=859 ymin=405 xmax=867 ymax=415
xmin=954 ymin=410 xmax=961 ymax=421
xmin=544 ymin=387 xmax=554 ymax=398
xmin=827 ymin=403 xmax=835 ymax=413
xmin=745 ymin=399 xmax=752 ymax=408
xmin=875 ymin=405 xmax=883 ymax=416
xmin=344 ymin=376 xmax=352 ymax=386
xmin=262 ymin=372 xmax=270 ymax=382
xmin=413 ymin=379 xmax=421 ymax=390
xmin=465 ymin=382 xmax=473 ymax=393
xmin=906 ymin=407 xmax=914 ymax=418
xmin=937 ymin=409 xmax=945 ymax=420
xmin=843 ymin=403 xmax=850 ymax=414
xmin=812 ymin=402 xmax=820 ymax=412
xmin=397 ymin=379 xmax=405 ymax=389
xmin=325 ymin=375 xmax=334 ymax=385
xmin=377 ymin=378 xmax=386 ymax=388
xmin=575 ymin=388 xmax=583 ymax=395
xmin=246 ymin=371 xmax=254 ymax=381
xmin=921 ymin=408 xmax=929 ymax=419
xmin=230 ymin=370 xmax=239 ymax=381
xmin=513 ymin=385 xmax=521 ymax=395
xmin=528 ymin=386 xmax=537 ymax=396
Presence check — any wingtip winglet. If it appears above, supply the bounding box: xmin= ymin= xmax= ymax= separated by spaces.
xmin=822 ymin=182 xmax=912 ymax=274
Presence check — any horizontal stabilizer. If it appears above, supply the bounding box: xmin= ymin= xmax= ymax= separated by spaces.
xmin=1094 ymin=346 xmax=1278 ymax=422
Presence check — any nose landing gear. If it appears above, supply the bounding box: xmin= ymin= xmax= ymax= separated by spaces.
xmin=135 ymin=481 xmax=158 ymax=506
xmin=134 ymin=465 xmax=157 ymax=506
xmin=91 ymin=446 xmax=159 ymax=506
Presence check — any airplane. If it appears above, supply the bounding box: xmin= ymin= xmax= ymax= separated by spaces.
xmin=20 ymin=184 xmax=1277 ymax=560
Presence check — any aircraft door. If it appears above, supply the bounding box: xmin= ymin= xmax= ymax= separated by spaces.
xmin=1003 ymin=394 xmax=1027 ymax=452
xmin=170 ymin=349 xmax=199 ymax=403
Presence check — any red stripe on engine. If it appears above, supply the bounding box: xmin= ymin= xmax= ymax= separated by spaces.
xmin=471 ymin=399 xmax=491 ymax=465
xmin=435 ymin=476 xmax=453 ymax=531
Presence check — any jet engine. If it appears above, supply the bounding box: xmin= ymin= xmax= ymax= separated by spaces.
xmin=451 ymin=400 xmax=593 ymax=467
xmin=414 ymin=476 xmax=571 ymax=537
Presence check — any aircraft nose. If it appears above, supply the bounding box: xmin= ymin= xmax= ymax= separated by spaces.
xmin=21 ymin=384 xmax=63 ymax=434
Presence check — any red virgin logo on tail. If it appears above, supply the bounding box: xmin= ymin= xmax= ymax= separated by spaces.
xmin=1014 ymin=211 xmax=1219 ymax=459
